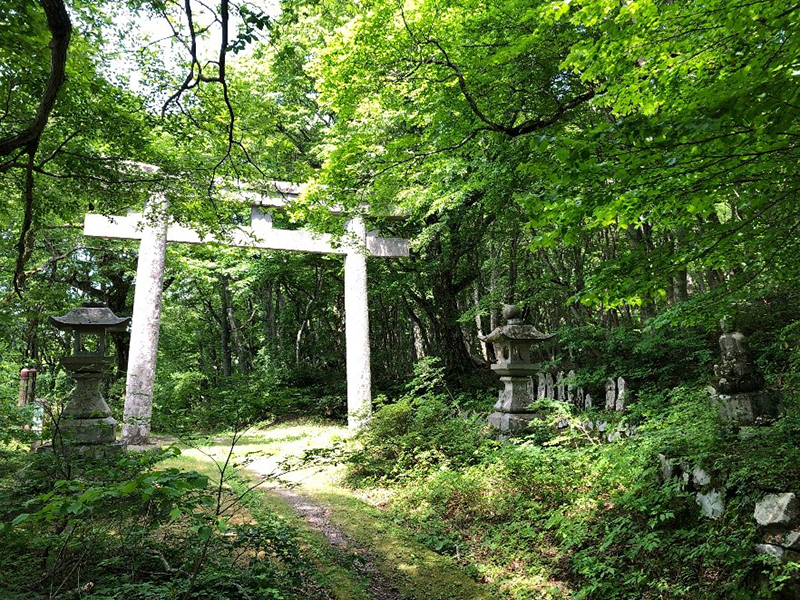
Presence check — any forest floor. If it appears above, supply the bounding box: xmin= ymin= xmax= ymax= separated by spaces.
xmin=163 ymin=418 xmax=493 ymax=600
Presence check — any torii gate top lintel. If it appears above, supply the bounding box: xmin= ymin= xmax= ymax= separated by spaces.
xmin=85 ymin=181 xmax=409 ymax=258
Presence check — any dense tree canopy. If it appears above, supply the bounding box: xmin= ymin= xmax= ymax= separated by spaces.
xmin=2 ymin=1 xmax=800 ymax=599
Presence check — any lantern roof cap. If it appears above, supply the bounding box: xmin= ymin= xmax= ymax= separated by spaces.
xmin=50 ymin=303 xmax=130 ymax=331
xmin=479 ymin=304 xmax=554 ymax=344
xmin=480 ymin=324 xmax=554 ymax=344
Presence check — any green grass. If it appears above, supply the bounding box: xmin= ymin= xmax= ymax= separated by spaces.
xmin=163 ymin=418 xmax=493 ymax=600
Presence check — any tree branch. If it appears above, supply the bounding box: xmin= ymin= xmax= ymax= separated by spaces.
xmin=0 ymin=0 xmax=71 ymax=156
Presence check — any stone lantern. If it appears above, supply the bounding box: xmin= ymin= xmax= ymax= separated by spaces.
xmin=50 ymin=303 xmax=129 ymax=452
xmin=480 ymin=304 xmax=554 ymax=433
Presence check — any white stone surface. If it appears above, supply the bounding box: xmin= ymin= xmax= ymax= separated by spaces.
xmin=344 ymin=217 xmax=371 ymax=430
xmin=755 ymin=543 xmax=785 ymax=563
xmin=755 ymin=493 xmax=799 ymax=527
xmin=692 ymin=466 xmax=712 ymax=487
xmin=122 ymin=195 xmax=168 ymax=445
xmin=696 ymin=489 xmax=725 ymax=519
xmin=85 ymin=213 xmax=409 ymax=257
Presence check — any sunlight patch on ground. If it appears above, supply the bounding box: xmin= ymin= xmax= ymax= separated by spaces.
xmin=174 ymin=419 xmax=350 ymax=491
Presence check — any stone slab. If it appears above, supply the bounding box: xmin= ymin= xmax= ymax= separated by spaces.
xmin=488 ymin=411 xmax=541 ymax=433
xmin=755 ymin=493 xmax=799 ymax=528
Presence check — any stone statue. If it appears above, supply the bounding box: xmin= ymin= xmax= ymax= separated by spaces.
xmin=709 ymin=319 xmax=780 ymax=427
xmin=712 ymin=319 xmax=764 ymax=394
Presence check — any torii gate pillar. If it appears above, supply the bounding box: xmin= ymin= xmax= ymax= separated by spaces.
xmin=122 ymin=196 xmax=168 ymax=445
xmin=344 ymin=216 xmax=371 ymax=429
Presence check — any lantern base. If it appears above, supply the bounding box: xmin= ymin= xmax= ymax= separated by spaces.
xmin=58 ymin=416 xmax=118 ymax=445
xmin=488 ymin=411 xmax=542 ymax=433
xmin=38 ymin=440 xmax=125 ymax=460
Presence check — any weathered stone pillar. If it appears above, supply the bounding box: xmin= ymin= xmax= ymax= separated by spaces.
xmin=18 ymin=368 xmax=35 ymax=408
xmin=344 ymin=216 xmax=371 ymax=430
xmin=123 ymin=195 xmax=168 ymax=445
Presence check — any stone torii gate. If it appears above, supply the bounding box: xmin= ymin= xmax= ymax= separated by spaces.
xmin=83 ymin=182 xmax=409 ymax=443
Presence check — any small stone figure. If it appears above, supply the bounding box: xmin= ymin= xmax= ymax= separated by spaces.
xmin=605 ymin=378 xmax=616 ymax=411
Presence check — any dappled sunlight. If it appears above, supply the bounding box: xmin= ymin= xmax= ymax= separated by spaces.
xmin=169 ymin=419 xmax=351 ymax=491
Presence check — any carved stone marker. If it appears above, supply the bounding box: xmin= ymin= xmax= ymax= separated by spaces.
xmin=605 ymin=378 xmax=616 ymax=410
xmin=616 ymin=377 xmax=627 ymax=411
xmin=567 ymin=370 xmax=575 ymax=405
xmin=556 ymin=371 xmax=566 ymax=402
xmin=480 ymin=304 xmax=554 ymax=433
xmin=50 ymin=304 xmax=130 ymax=454
xmin=545 ymin=372 xmax=554 ymax=400
xmin=710 ymin=320 xmax=781 ymax=426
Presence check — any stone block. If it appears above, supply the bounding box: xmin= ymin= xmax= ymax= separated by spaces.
xmin=488 ymin=411 xmax=541 ymax=433
xmin=692 ymin=467 xmax=712 ymax=488
xmin=497 ymin=377 xmax=536 ymax=412
xmin=697 ymin=490 xmax=725 ymax=519
xmin=755 ymin=543 xmax=800 ymax=565
xmin=756 ymin=543 xmax=787 ymax=564
xmin=786 ymin=532 xmax=800 ymax=550
xmin=763 ymin=531 xmax=800 ymax=550
xmin=755 ymin=493 xmax=799 ymax=528
xmin=712 ymin=390 xmax=781 ymax=426
xmin=58 ymin=416 xmax=117 ymax=445
xmin=658 ymin=453 xmax=679 ymax=481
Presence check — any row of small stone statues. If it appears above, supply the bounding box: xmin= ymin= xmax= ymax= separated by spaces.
xmin=527 ymin=371 xmax=628 ymax=412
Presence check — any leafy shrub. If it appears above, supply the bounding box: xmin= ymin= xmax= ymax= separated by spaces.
xmin=346 ymin=358 xmax=493 ymax=484
xmin=0 ymin=446 xmax=316 ymax=599
xmin=349 ymin=381 xmax=800 ymax=598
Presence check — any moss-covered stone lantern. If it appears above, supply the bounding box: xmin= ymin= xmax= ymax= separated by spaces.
xmin=50 ymin=303 xmax=129 ymax=452
xmin=480 ymin=304 xmax=554 ymax=433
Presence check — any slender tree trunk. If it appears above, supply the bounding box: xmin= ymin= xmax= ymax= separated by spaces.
xmin=219 ymin=280 xmax=232 ymax=377
xmin=221 ymin=275 xmax=249 ymax=374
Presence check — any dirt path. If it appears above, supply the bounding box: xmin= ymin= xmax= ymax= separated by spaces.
xmin=174 ymin=420 xmax=493 ymax=600
xmin=271 ymin=487 xmax=405 ymax=600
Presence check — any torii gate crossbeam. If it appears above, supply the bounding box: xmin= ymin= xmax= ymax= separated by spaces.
xmin=84 ymin=188 xmax=409 ymax=443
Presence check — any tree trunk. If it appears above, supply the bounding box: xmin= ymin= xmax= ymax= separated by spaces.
xmin=221 ymin=274 xmax=249 ymax=374
xmin=219 ymin=279 xmax=232 ymax=377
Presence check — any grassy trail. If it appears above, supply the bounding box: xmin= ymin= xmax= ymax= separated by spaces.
xmin=164 ymin=419 xmax=493 ymax=600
